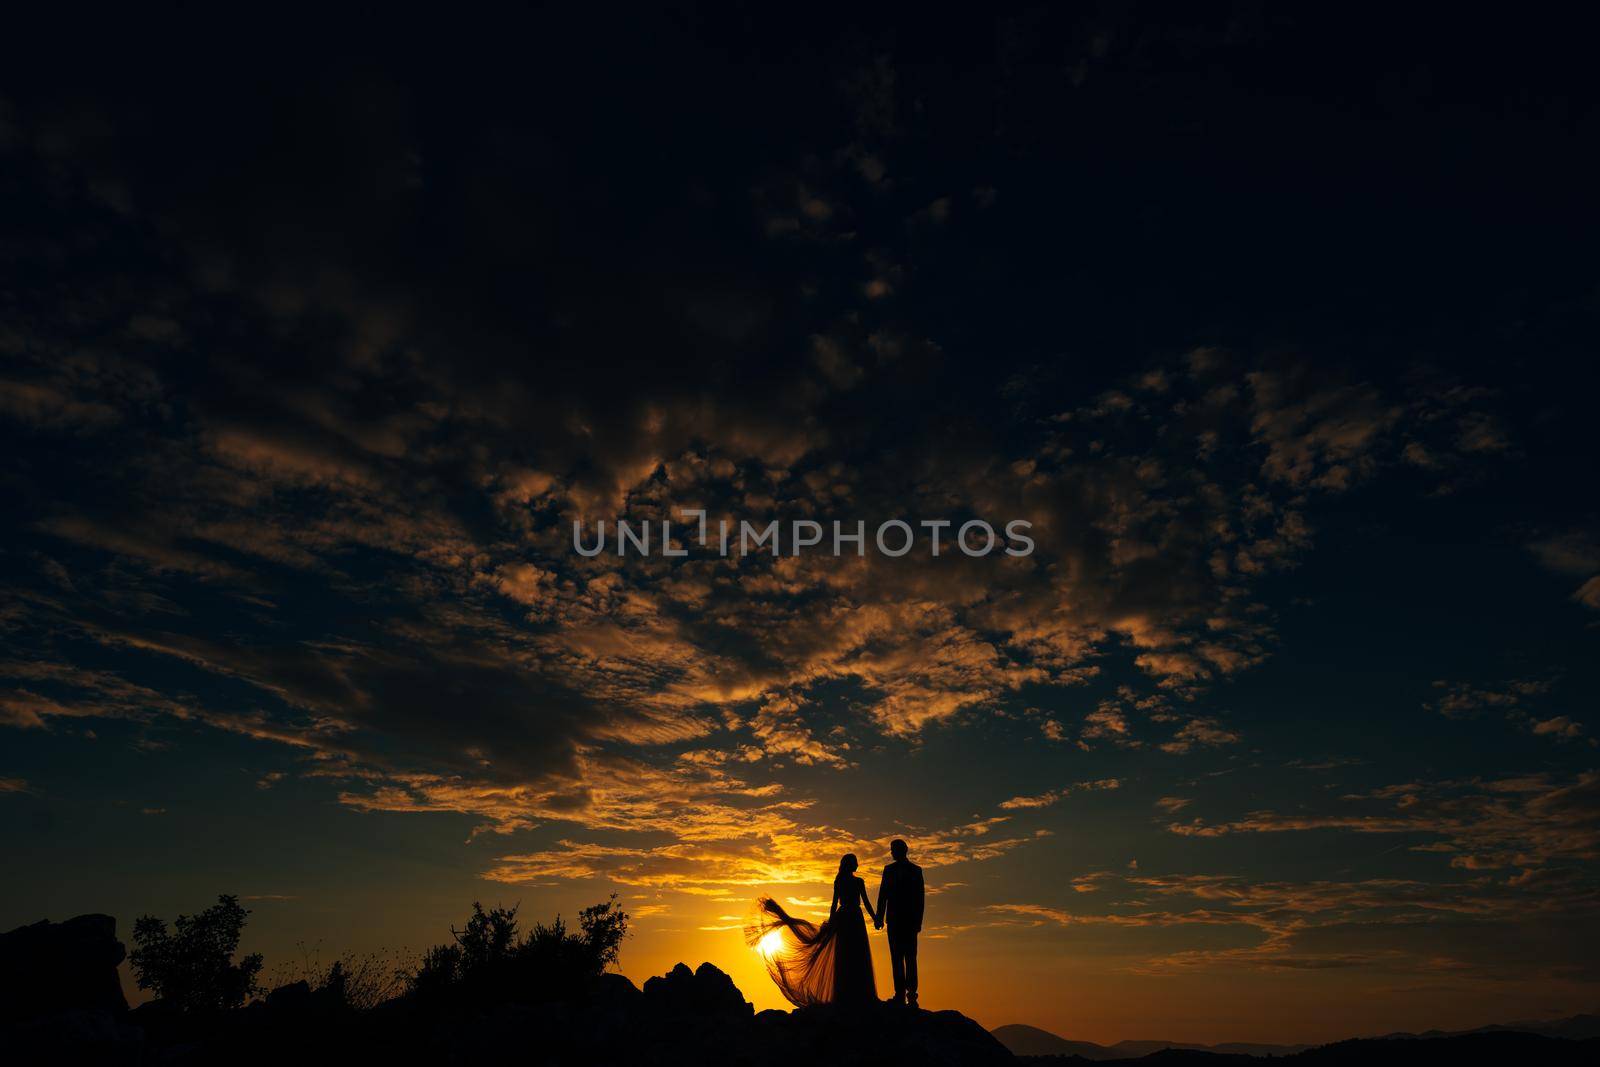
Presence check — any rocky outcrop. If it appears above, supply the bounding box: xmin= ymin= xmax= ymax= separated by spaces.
xmin=642 ymin=960 xmax=754 ymax=1019
xmin=0 ymin=914 xmax=128 ymax=1023
xmin=753 ymin=1002 xmax=1014 ymax=1066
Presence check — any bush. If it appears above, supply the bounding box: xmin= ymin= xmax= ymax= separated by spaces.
xmin=129 ymin=894 xmax=264 ymax=1011
xmin=409 ymin=895 xmax=628 ymax=1003
xmin=411 ymin=942 xmax=463 ymax=997
xmin=265 ymin=944 xmax=409 ymax=1011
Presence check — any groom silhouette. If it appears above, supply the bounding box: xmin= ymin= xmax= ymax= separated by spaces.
xmin=873 ymin=838 xmax=924 ymax=1006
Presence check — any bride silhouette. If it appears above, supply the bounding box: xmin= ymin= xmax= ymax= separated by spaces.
xmin=747 ymin=853 xmax=878 ymax=1007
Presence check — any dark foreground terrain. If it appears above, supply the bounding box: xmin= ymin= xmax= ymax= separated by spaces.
xmin=1017 ymin=1031 xmax=1596 ymax=1066
xmin=997 ymin=1016 xmax=1600 ymax=1063
xmin=1 ymin=914 xmax=1008 ymax=1066
xmin=3 ymin=915 xmax=1595 ymax=1066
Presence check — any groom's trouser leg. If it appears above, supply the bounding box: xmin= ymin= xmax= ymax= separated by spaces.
xmin=903 ymin=931 xmax=917 ymax=995
xmin=888 ymin=926 xmax=917 ymax=996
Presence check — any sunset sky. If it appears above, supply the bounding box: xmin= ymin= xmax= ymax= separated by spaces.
xmin=2 ymin=5 xmax=1598 ymax=1046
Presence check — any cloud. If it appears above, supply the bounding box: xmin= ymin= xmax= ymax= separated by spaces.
xmin=1426 ymin=678 xmax=1550 ymax=719
xmin=478 ymin=809 xmax=1040 ymax=894
xmin=1529 ymin=716 xmax=1585 ymax=740
xmin=0 ymin=336 xmax=1421 ymax=906
xmin=999 ymin=778 xmax=1121 ymax=810
xmin=1246 ymin=365 xmax=1400 ymax=491
xmin=983 ymin=858 xmax=1600 ymax=976
xmin=1575 ymin=577 xmax=1600 ymax=611
xmin=1166 ymin=773 xmax=1600 ymax=870
xmin=1071 ymin=871 xmax=1119 ymax=893
xmin=1 ymin=334 xmax=1414 ymax=784
xmin=1081 ymin=701 xmax=1133 ymax=744
xmin=1528 ymin=530 xmax=1600 ymax=611
xmin=1159 ymin=718 xmax=1242 ymax=755
xmin=487 ymin=562 xmax=555 ymax=609
xmin=0 ymin=378 xmax=121 ymax=432
xmin=1426 ymin=677 xmax=1585 ymax=743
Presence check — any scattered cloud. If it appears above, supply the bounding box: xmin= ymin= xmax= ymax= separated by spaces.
xmin=1000 ymin=778 xmax=1121 ymax=810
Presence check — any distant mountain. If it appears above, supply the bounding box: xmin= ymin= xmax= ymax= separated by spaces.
xmin=1503 ymin=1013 xmax=1600 ymax=1041
xmin=1444 ymin=1013 xmax=1600 ymax=1042
xmin=990 ymin=1025 xmax=1312 ymax=1059
xmin=991 ymin=1013 xmax=1600 ymax=1059
xmin=1369 ymin=1013 xmax=1600 ymax=1044
xmin=990 ymin=1024 xmax=1118 ymax=1058
xmin=1002 ymin=1032 xmax=1595 ymax=1066
xmin=1112 ymin=1038 xmax=1314 ymax=1057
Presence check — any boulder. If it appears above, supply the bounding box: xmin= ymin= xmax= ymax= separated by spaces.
xmin=264 ymin=980 xmax=313 ymax=1012
xmin=641 ymin=961 xmax=754 ymax=1019
xmin=588 ymin=970 xmax=643 ymax=1007
xmin=0 ymin=914 xmax=128 ymax=1023
xmin=753 ymin=1002 xmax=1015 ymax=1066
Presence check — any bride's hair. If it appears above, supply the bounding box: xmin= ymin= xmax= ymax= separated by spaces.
xmin=835 ymin=853 xmax=859 ymax=881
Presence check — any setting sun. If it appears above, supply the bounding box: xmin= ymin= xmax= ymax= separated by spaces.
xmin=757 ymin=929 xmax=786 ymax=961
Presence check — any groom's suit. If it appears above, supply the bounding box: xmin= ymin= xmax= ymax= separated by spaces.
xmin=875 ymin=858 xmax=924 ymax=1001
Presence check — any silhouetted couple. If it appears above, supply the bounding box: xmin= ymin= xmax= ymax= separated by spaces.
xmin=749 ymin=839 xmax=925 ymax=1009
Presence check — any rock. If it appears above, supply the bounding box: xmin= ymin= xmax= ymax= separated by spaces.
xmin=588 ymin=970 xmax=643 ymax=1006
xmin=641 ymin=961 xmax=754 ymax=1019
xmin=744 ymin=1001 xmax=1013 ymax=1065
xmin=0 ymin=914 xmax=128 ymax=1023
xmin=906 ymin=1008 xmax=1017 ymax=1065
xmin=264 ymin=980 xmax=312 ymax=1012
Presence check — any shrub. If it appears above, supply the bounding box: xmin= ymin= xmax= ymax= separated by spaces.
xmin=265 ymin=943 xmax=409 ymax=1011
xmin=411 ymin=941 xmax=463 ymax=997
xmin=409 ymin=895 xmax=628 ymax=1003
xmin=129 ymin=894 xmax=264 ymax=1011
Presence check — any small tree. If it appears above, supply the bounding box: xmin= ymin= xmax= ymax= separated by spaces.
xmin=453 ymin=903 xmax=520 ymax=974
xmin=578 ymin=896 xmax=628 ymax=972
xmin=129 ymin=894 xmax=264 ymax=1011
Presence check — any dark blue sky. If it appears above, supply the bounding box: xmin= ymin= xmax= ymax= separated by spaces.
xmin=2 ymin=2 xmax=1597 ymax=1042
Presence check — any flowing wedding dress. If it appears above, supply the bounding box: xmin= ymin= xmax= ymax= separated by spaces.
xmin=748 ymin=876 xmax=877 ymax=1007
